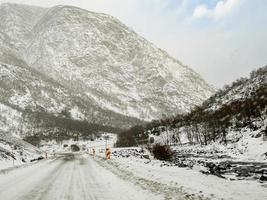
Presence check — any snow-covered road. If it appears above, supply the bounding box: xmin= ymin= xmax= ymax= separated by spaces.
xmin=0 ymin=153 xmax=160 ymax=200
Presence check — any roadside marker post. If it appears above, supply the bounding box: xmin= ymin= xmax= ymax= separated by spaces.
xmin=105 ymin=146 xmax=111 ymax=160
xmin=93 ymin=148 xmax=95 ymax=156
xmin=12 ymin=148 xmax=14 ymax=167
xmin=88 ymin=142 xmax=112 ymax=159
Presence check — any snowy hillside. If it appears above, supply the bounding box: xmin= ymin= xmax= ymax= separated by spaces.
xmin=113 ymin=65 xmax=266 ymax=186
xmin=0 ymin=130 xmax=42 ymax=170
xmin=0 ymin=3 xmax=214 ymax=123
xmin=202 ymin=66 xmax=266 ymax=112
xmin=119 ymin=66 xmax=266 ymax=162
xmin=0 ymin=50 xmax=143 ymax=131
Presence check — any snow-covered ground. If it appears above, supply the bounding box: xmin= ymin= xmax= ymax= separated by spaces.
xmin=0 ymin=131 xmax=43 ymax=170
xmin=153 ymin=127 xmax=267 ymax=162
xmin=96 ymin=147 xmax=267 ymax=200
xmin=75 ymin=132 xmax=267 ymax=200
xmin=1 ymin=133 xmax=266 ymax=199
xmin=0 ymin=153 xmax=161 ymax=200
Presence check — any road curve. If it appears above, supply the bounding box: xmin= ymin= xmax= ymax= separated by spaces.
xmin=0 ymin=153 xmax=160 ymax=200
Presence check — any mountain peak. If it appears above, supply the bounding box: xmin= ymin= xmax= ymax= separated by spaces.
xmin=0 ymin=3 xmax=214 ymax=125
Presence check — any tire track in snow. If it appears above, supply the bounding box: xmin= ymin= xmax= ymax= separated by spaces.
xmin=0 ymin=153 xmax=161 ymax=200
xmin=0 ymin=157 xmax=62 ymax=200
xmin=93 ymin=157 xmax=208 ymax=200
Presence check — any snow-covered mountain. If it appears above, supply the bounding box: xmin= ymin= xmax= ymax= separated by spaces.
xmin=0 ymin=3 xmax=215 ymax=146
xmin=0 ymin=3 xmax=214 ymax=119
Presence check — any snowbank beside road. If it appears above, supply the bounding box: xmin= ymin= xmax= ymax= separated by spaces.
xmin=95 ymin=147 xmax=267 ymax=200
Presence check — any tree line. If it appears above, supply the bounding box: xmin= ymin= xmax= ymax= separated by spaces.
xmin=22 ymin=109 xmax=122 ymax=146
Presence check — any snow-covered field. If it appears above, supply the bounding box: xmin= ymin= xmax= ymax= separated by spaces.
xmin=1 ymin=132 xmax=266 ymax=200
xmin=75 ymin=132 xmax=267 ymax=200
xmin=100 ymin=147 xmax=267 ymax=200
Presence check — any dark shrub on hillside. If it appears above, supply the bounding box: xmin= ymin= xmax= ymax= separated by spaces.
xmin=149 ymin=137 xmax=155 ymax=144
xmin=152 ymin=143 xmax=174 ymax=161
xmin=30 ymin=156 xmax=44 ymax=162
xmin=21 ymin=109 xmax=123 ymax=145
xmin=70 ymin=144 xmax=80 ymax=152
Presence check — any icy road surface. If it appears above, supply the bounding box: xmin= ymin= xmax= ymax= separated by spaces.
xmin=0 ymin=153 xmax=160 ymax=200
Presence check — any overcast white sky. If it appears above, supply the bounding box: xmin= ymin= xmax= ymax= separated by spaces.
xmin=0 ymin=0 xmax=266 ymax=87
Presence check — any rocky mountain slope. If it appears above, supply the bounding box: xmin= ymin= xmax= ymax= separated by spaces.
xmin=0 ymin=130 xmax=42 ymax=170
xmin=142 ymin=65 xmax=266 ymax=158
xmin=0 ymin=3 xmax=214 ymax=117
xmin=0 ymin=3 xmax=214 ymax=144
xmin=202 ymin=66 xmax=266 ymax=113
